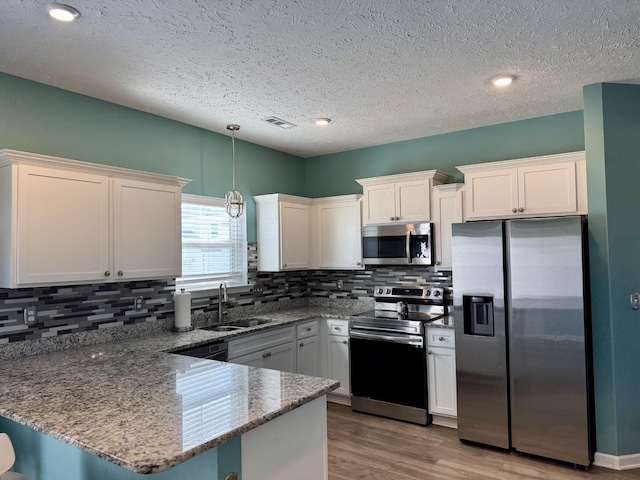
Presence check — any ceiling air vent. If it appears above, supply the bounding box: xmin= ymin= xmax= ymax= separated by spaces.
xmin=263 ymin=116 xmax=297 ymax=129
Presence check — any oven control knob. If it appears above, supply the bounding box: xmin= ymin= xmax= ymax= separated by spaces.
xmin=425 ymin=289 xmax=431 ymax=296
xmin=434 ymin=290 xmax=441 ymax=297
xmin=385 ymin=288 xmax=391 ymax=294
xmin=377 ymin=288 xmax=384 ymax=295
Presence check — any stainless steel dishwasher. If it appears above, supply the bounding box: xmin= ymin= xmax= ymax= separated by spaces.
xmin=172 ymin=340 xmax=228 ymax=361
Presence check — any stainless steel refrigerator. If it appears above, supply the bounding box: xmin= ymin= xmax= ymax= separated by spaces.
xmin=451 ymin=216 xmax=594 ymax=467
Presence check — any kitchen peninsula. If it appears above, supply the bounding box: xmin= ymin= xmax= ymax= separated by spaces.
xmin=0 ymin=310 xmax=349 ymax=480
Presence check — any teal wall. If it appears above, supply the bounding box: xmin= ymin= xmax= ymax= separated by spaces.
xmin=0 ymin=417 xmax=241 ymax=480
xmin=304 ymin=111 xmax=585 ymax=197
xmin=583 ymin=83 xmax=640 ymax=456
xmin=0 ymin=73 xmax=305 ymax=241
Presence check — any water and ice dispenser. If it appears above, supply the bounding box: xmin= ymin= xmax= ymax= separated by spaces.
xmin=463 ymin=295 xmax=495 ymax=337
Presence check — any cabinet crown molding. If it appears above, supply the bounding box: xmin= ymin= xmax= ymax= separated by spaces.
xmin=311 ymin=194 xmax=362 ymax=205
xmin=0 ymin=149 xmax=191 ymax=187
xmin=355 ymin=169 xmax=448 ymax=187
xmin=456 ymin=150 xmax=585 ymax=174
xmin=432 ymin=183 xmax=464 ymax=193
xmin=253 ymin=193 xmax=313 ymax=205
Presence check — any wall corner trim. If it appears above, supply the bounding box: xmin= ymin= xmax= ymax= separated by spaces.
xmin=594 ymin=452 xmax=640 ymax=470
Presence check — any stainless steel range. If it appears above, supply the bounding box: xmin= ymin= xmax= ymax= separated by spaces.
xmin=349 ymin=285 xmax=447 ymax=425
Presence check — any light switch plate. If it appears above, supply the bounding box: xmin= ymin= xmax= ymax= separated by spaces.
xmin=631 ymin=292 xmax=640 ymax=310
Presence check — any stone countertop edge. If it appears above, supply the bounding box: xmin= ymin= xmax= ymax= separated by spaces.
xmin=0 ymin=376 xmax=340 ymax=474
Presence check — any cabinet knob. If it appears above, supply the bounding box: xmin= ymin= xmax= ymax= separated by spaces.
xmin=343 ymin=340 xmax=348 ymax=345
xmin=390 ymin=217 xmax=394 ymax=221
xmin=117 ymin=271 xmax=123 ymax=277
xmin=428 ymin=351 xmax=432 ymax=355
xmin=438 ymin=336 xmax=445 ymax=341
xmin=282 ymin=263 xmax=287 ymax=268
xmin=512 ymin=208 xmax=517 ymax=213
xmin=306 ymin=327 xmax=312 ymax=331
xmin=262 ymin=352 xmax=272 ymax=358
xmin=356 ymin=262 xmax=362 ymax=266
xmin=518 ymin=207 xmax=524 ymax=212
xmin=299 ymin=342 xmax=304 ymax=347
xmin=104 ymin=271 xmax=111 ymax=277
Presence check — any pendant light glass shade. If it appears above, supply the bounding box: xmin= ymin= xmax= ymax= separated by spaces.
xmin=225 ymin=124 xmax=244 ymax=218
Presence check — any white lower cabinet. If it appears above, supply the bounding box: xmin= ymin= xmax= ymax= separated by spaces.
xmin=426 ymin=328 xmax=457 ymax=426
xmin=297 ymin=320 xmax=319 ymax=376
xmin=326 ymin=319 xmax=350 ymax=398
xmin=228 ymin=326 xmax=297 ymax=373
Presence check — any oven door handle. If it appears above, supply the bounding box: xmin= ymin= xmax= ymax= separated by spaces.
xmin=407 ymin=231 xmax=412 ymax=264
xmin=350 ymin=329 xmax=423 ymax=346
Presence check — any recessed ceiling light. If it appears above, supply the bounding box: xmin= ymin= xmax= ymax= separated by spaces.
xmin=315 ymin=118 xmax=331 ymax=126
xmin=46 ymin=4 xmax=81 ymax=22
xmin=491 ymin=75 xmax=516 ymax=87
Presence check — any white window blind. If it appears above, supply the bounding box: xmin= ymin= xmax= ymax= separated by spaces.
xmin=177 ymin=194 xmax=247 ymax=291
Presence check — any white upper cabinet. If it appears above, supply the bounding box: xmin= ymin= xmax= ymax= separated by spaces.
xmin=431 ymin=184 xmax=464 ymax=269
xmin=255 ymin=194 xmax=312 ymax=272
xmin=356 ymin=170 xmax=448 ymax=225
xmin=310 ymin=195 xmax=363 ymax=270
xmin=113 ymin=178 xmax=182 ymax=280
xmin=458 ymin=151 xmax=587 ymax=220
xmin=0 ymin=149 xmax=189 ymax=288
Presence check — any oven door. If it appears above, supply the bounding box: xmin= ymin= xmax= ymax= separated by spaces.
xmin=350 ymin=330 xmax=427 ymax=409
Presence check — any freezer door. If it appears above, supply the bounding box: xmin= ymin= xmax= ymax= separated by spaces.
xmin=452 ymin=221 xmax=510 ymax=449
xmin=507 ymin=216 xmax=592 ymax=466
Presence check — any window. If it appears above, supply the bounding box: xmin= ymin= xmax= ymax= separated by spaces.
xmin=177 ymin=194 xmax=247 ymax=291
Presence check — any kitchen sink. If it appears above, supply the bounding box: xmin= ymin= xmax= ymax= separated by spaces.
xmin=200 ymin=318 xmax=272 ymax=332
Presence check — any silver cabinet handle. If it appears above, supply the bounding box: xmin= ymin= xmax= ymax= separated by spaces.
xmin=282 ymin=263 xmax=287 ymax=268
xmin=262 ymin=352 xmax=272 ymax=358
xmin=343 ymin=340 xmax=348 ymax=345
xmin=117 ymin=271 xmax=123 ymax=277
xmin=104 ymin=271 xmax=111 ymax=277
xmin=356 ymin=261 xmax=362 ymax=266
xmin=512 ymin=208 xmax=517 ymax=213
xmin=518 ymin=207 xmax=524 ymax=212
xmin=438 ymin=336 xmax=445 ymax=341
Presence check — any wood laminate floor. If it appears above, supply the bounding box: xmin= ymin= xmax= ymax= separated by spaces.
xmin=327 ymin=403 xmax=640 ymax=480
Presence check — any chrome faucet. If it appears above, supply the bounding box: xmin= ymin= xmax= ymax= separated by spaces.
xmin=218 ymin=282 xmax=228 ymax=324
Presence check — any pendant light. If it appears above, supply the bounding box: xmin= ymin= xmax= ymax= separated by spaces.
xmin=224 ymin=124 xmax=244 ymax=218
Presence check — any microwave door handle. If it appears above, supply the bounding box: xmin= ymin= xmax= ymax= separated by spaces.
xmin=407 ymin=231 xmax=412 ymax=263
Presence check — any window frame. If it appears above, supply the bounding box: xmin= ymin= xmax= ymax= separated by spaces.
xmin=176 ymin=193 xmax=248 ymax=296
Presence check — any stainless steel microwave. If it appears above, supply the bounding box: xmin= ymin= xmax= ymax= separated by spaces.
xmin=361 ymin=223 xmax=434 ymax=265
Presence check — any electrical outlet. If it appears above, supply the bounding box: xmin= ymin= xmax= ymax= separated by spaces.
xmin=252 ymin=284 xmax=264 ymax=296
xmin=337 ymin=280 xmax=344 ymax=290
xmin=284 ymin=282 xmax=290 ymax=291
xmin=134 ymin=296 xmax=144 ymax=311
xmin=24 ymin=306 xmax=37 ymax=326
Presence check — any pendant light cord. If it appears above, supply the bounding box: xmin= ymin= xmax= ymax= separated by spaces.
xmin=231 ymin=129 xmax=236 ymax=191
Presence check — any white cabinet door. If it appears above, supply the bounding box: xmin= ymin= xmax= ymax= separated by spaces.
xmin=427 ymin=346 xmax=457 ymax=417
xmin=113 ymin=178 xmax=182 ymax=280
xmin=395 ymin=178 xmax=431 ymax=223
xmin=362 ymin=183 xmax=395 ymax=224
xmin=316 ymin=201 xmax=362 ymax=269
xmin=464 ymin=168 xmax=518 ymax=219
xmin=432 ymin=185 xmax=464 ymax=268
xmin=297 ymin=336 xmax=319 ymax=376
xmin=16 ymin=165 xmax=110 ymax=285
xmin=518 ymin=162 xmax=577 ymax=216
xmin=327 ymin=335 xmax=350 ymax=396
xmin=230 ymin=350 xmax=263 ymax=368
xmin=279 ymin=201 xmax=309 ymax=270
xmin=263 ymin=342 xmax=297 ymax=373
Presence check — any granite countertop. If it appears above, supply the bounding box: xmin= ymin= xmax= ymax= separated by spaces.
xmin=0 ymin=305 xmax=365 ymax=474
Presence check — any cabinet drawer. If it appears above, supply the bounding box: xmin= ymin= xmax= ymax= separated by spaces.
xmin=327 ymin=319 xmax=349 ymax=337
xmin=228 ymin=325 xmax=295 ymax=359
xmin=426 ymin=328 xmax=455 ymax=348
xmin=297 ymin=320 xmax=318 ymax=339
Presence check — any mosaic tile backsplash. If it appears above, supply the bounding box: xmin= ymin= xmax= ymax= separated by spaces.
xmin=0 ymin=242 xmax=452 ymax=344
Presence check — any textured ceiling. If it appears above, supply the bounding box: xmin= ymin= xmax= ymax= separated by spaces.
xmin=1 ymin=0 xmax=640 ymax=157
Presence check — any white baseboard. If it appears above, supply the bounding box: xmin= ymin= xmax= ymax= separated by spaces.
xmin=431 ymin=415 xmax=457 ymax=429
xmin=327 ymin=393 xmax=351 ymax=406
xmin=594 ymin=452 xmax=640 ymax=470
